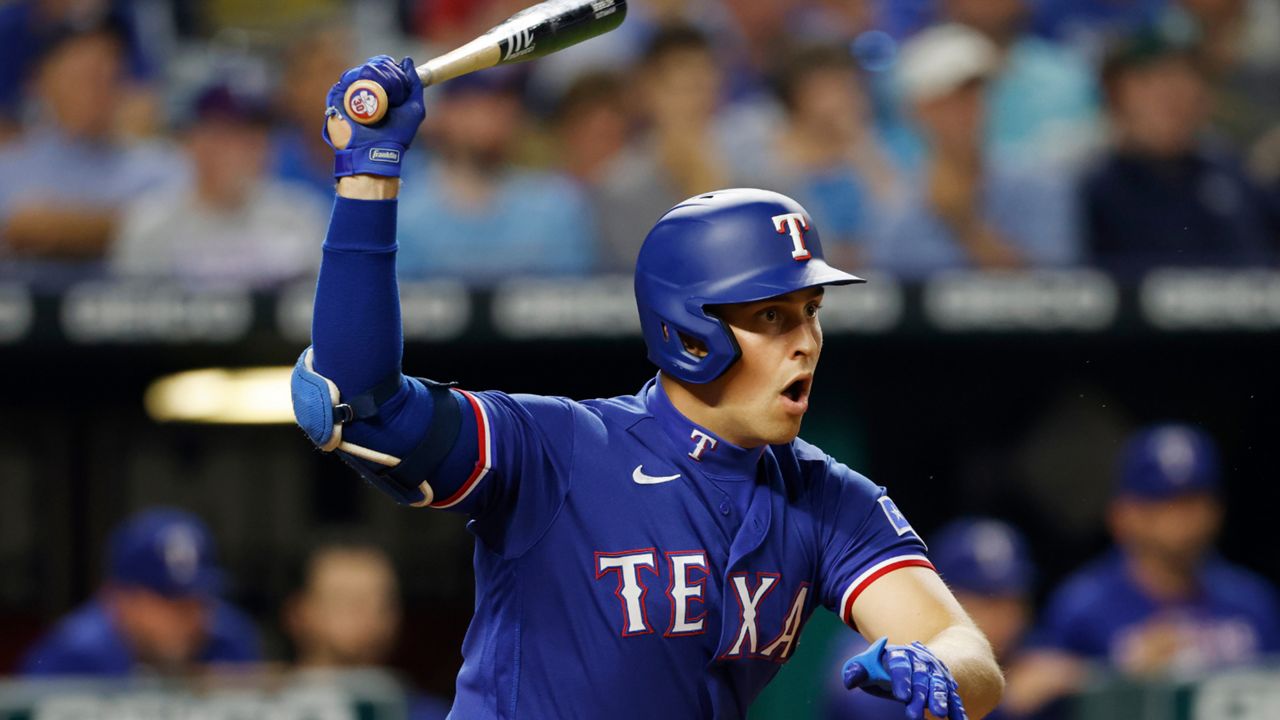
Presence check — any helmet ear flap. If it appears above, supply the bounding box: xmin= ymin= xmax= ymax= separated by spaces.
xmin=642 ymin=306 xmax=741 ymax=384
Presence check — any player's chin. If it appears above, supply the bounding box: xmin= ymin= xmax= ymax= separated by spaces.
xmin=760 ymin=415 xmax=804 ymax=445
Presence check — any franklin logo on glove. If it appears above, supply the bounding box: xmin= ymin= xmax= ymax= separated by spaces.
xmin=368 ymin=149 xmax=401 ymax=163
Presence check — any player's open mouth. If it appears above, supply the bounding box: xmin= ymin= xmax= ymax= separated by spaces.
xmin=780 ymin=375 xmax=812 ymax=414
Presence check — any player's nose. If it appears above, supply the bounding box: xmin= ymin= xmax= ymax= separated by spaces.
xmin=790 ymin=321 xmax=820 ymax=359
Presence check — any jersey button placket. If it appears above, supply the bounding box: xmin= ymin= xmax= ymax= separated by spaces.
xmin=718 ymin=500 xmax=731 ymax=516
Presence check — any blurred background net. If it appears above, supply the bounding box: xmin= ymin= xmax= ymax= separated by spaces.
xmin=1 ymin=0 xmax=1278 ymax=718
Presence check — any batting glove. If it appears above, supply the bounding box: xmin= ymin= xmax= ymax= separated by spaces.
xmin=323 ymin=55 xmax=425 ymax=178
xmin=843 ymin=637 xmax=968 ymax=720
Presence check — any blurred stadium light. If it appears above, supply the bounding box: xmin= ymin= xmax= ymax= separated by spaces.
xmin=144 ymin=367 xmax=293 ymax=424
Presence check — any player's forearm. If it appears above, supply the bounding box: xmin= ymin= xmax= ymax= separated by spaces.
xmin=312 ymin=177 xmax=404 ymax=395
xmin=925 ymin=624 xmax=1004 ymax=719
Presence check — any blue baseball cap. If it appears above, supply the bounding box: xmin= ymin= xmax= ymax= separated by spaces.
xmin=107 ymin=508 xmax=224 ymax=597
xmin=1117 ymin=424 xmax=1221 ymax=500
xmin=929 ymin=518 xmax=1033 ymax=597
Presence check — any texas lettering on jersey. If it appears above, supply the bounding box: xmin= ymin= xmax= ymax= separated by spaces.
xmin=594 ymin=548 xmax=809 ymax=662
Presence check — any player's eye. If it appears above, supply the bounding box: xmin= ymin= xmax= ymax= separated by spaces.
xmin=805 ymin=302 xmax=821 ymax=318
xmin=759 ymin=308 xmax=779 ymax=323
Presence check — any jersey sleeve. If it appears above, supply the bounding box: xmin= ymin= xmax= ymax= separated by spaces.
xmin=815 ymin=460 xmax=933 ymax=629
xmin=424 ymin=389 xmax=578 ymax=557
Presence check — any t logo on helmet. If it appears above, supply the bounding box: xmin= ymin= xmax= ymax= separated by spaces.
xmin=772 ymin=213 xmax=812 ymax=261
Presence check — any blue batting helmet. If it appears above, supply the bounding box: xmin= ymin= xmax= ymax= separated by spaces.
xmin=634 ymin=188 xmax=863 ymax=383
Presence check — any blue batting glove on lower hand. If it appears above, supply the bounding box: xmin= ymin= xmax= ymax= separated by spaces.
xmin=843 ymin=637 xmax=967 ymax=720
xmin=323 ymin=55 xmax=425 ymax=178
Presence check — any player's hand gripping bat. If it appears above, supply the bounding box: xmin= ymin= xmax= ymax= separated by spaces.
xmin=343 ymin=0 xmax=628 ymax=125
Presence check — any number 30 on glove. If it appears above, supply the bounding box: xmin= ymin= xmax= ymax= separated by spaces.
xmin=843 ymin=637 xmax=968 ymax=720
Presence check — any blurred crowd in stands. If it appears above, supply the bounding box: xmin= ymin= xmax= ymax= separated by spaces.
xmin=13 ymin=423 xmax=1278 ymax=720
xmin=1 ymin=0 xmax=1280 ymax=287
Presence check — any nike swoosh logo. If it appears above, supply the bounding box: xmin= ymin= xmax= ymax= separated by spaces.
xmin=632 ymin=465 xmax=681 ymax=485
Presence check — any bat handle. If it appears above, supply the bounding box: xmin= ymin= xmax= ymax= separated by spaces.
xmin=343 ymin=79 xmax=390 ymax=126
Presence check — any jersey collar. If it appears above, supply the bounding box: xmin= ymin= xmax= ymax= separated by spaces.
xmin=644 ymin=375 xmax=764 ymax=480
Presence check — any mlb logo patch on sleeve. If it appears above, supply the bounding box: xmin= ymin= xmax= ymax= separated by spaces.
xmin=878 ymin=496 xmax=914 ymax=537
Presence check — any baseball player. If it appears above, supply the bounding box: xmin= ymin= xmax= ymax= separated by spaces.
xmin=291 ymin=56 xmax=1002 ymax=719
xmin=1005 ymin=424 xmax=1280 ymax=715
xmin=22 ymin=508 xmax=260 ymax=676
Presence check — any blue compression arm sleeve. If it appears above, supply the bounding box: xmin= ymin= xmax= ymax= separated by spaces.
xmin=311 ymin=195 xmax=434 ymax=457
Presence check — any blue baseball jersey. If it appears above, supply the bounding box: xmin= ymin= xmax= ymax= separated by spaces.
xmin=21 ymin=598 xmax=261 ymax=676
xmin=1028 ymin=550 xmax=1280 ymax=671
xmin=419 ymin=376 xmax=932 ymax=719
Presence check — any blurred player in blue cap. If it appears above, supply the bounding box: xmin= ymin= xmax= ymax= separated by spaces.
xmin=21 ymin=507 xmax=260 ymax=675
xmin=826 ymin=518 xmax=1035 ymax=720
xmin=1005 ymin=424 xmax=1280 ymax=715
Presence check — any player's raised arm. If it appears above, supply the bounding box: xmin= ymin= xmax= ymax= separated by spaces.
xmin=292 ymin=56 xmax=578 ymax=533
xmin=289 ymin=56 xmax=440 ymax=506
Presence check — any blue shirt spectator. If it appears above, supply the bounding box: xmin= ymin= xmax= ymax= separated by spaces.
xmin=21 ymin=508 xmax=261 ymax=675
xmin=989 ymin=36 xmax=1100 ymax=163
xmin=0 ymin=128 xmax=178 ymax=226
xmin=0 ymin=20 xmax=180 ymax=261
xmin=870 ymin=25 xmax=1079 ymax=278
xmin=396 ymin=67 xmax=596 ymax=281
xmin=397 ymin=161 xmax=595 ymax=280
xmin=873 ymin=0 xmax=1101 ymax=167
xmin=871 ymin=160 xmax=1078 ymax=278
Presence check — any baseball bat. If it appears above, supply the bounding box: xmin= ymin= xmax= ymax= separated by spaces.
xmin=343 ymin=0 xmax=628 ymax=125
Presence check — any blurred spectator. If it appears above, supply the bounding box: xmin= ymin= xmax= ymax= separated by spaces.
xmin=825 ymin=518 xmax=1035 ymax=720
xmin=110 ymin=83 xmax=325 ymax=287
xmin=595 ymin=25 xmax=734 ymax=271
xmin=0 ymin=18 xmax=179 ymax=261
xmin=743 ymin=44 xmax=898 ymax=269
xmin=22 ymin=508 xmax=260 ymax=675
xmin=1006 ymin=424 xmax=1280 ymax=715
xmin=714 ymin=0 xmax=805 ymax=101
xmin=286 ymin=542 xmax=449 ymax=720
xmin=870 ymin=24 xmax=1079 ymax=278
xmin=552 ymin=71 xmax=631 ymax=189
xmin=1083 ymin=28 xmax=1278 ymax=276
xmin=1174 ymin=0 xmax=1280 ymax=149
xmin=0 ymin=0 xmax=159 ymax=132
xmin=397 ymin=70 xmax=595 ymax=280
xmin=271 ymin=24 xmax=354 ymax=204
xmin=941 ymin=0 xmax=1100 ymax=164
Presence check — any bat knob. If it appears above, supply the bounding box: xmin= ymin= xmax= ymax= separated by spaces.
xmin=343 ymin=79 xmax=389 ymax=125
